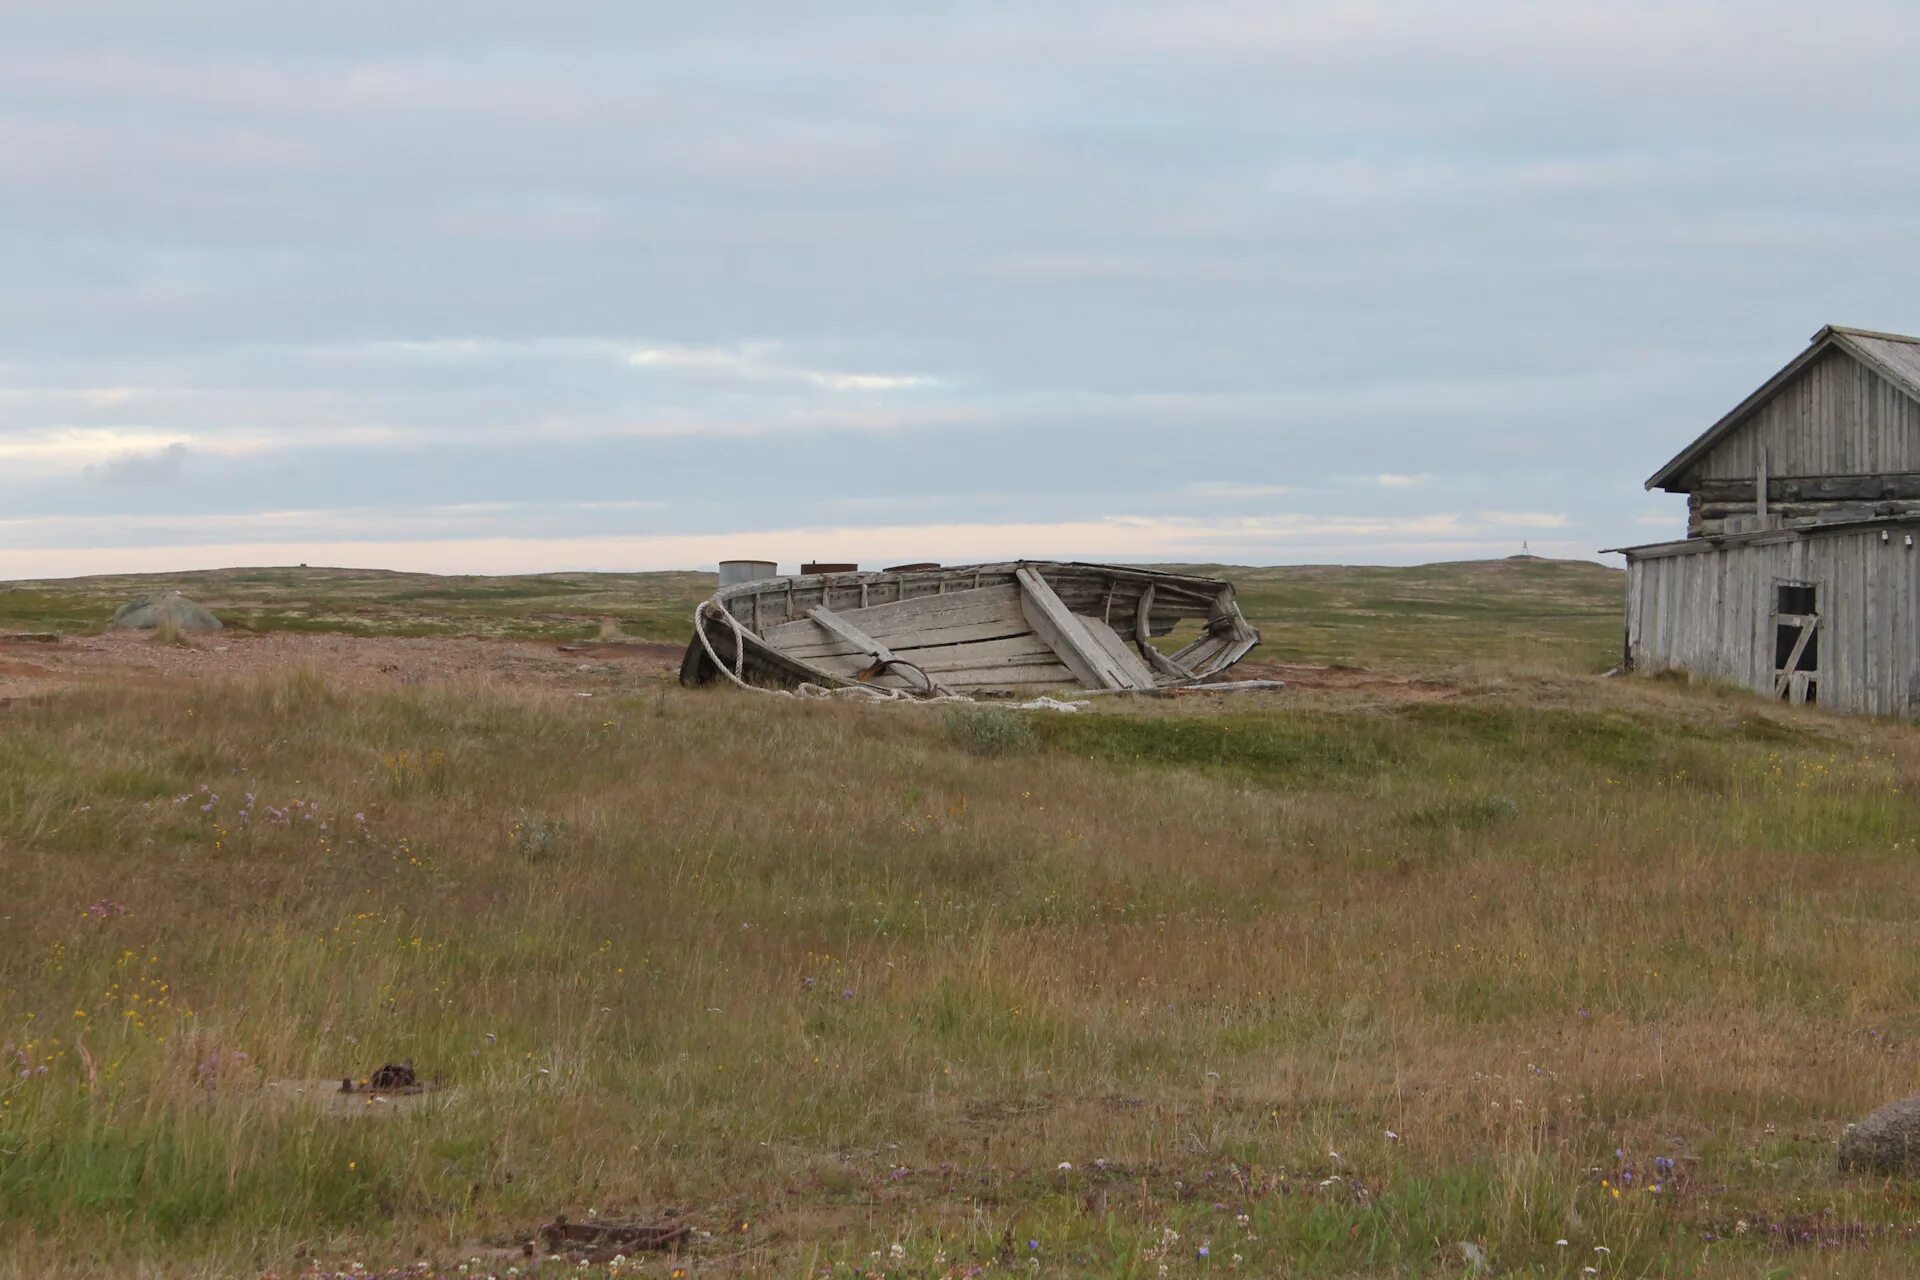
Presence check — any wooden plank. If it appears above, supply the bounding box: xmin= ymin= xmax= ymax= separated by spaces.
xmin=898 ymin=635 xmax=1057 ymax=674
xmin=1016 ymin=567 xmax=1148 ymax=691
xmin=806 ymin=605 xmax=895 ymax=664
xmin=799 ymin=634 xmax=1058 ymax=678
xmin=1080 ymin=614 xmax=1159 ymax=689
xmin=777 ymin=615 xmax=1040 ymax=661
xmin=761 ymin=583 xmax=1024 ymax=649
xmin=804 ymin=604 xmax=951 ymax=695
xmin=939 ymin=662 xmax=1078 ymax=689
xmin=1772 ymin=616 xmax=1817 ymax=699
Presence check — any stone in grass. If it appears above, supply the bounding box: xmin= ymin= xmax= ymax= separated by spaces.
xmin=109 ymin=593 xmax=222 ymax=633
xmin=1839 ymin=1096 xmax=1920 ymax=1174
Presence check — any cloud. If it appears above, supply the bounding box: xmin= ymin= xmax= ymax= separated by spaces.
xmin=3 ymin=2 xmax=1914 ymax=572
xmin=0 ymin=500 xmax=665 ymax=548
xmin=1 ymin=509 xmax=1591 ymax=580
xmin=627 ymin=343 xmax=935 ymax=392
xmin=1479 ymin=511 xmax=1569 ymax=528
xmin=1178 ymin=481 xmax=1303 ymax=499
xmin=0 ymin=428 xmax=195 ymax=469
xmin=84 ymin=441 xmax=191 ymax=487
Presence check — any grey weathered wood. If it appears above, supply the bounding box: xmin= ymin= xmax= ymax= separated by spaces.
xmin=1697 ymin=471 xmax=1920 ymax=504
xmin=938 ymin=661 xmax=1078 ymax=689
xmin=1132 ymin=583 xmax=1194 ymax=682
xmin=685 ymin=560 xmax=1261 ymax=693
xmin=1623 ymin=524 xmax=1920 ymax=716
xmin=1652 ymin=335 xmax=1920 ymax=491
xmin=803 ymin=636 xmax=1060 ymax=681
xmin=780 ymin=617 xmax=1037 ymax=661
xmin=762 ymin=584 xmax=1025 ymax=652
xmin=1771 ymin=615 xmax=1818 ymax=700
xmin=1080 ymin=614 xmax=1159 ymax=689
xmin=1694 ymin=501 xmax=1920 ymax=521
xmin=805 ymin=604 xmax=947 ymax=694
xmin=1015 ymin=567 xmax=1152 ymax=691
xmin=805 ymin=605 xmax=896 ymax=664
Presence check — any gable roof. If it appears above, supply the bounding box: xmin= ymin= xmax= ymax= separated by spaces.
xmin=1645 ymin=325 xmax=1920 ymax=491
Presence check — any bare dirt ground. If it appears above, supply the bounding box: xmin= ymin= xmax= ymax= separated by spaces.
xmin=0 ymin=631 xmax=688 ymax=702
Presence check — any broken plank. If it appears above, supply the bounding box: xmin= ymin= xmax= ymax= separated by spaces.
xmin=805 ymin=604 xmax=947 ymax=694
xmin=1015 ymin=566 xmax=1151 ymax=691
xmin=806 ymin=604 xmax=893 ymax=662
xmin=1081 ymin=614 xmax=1159 ymax=689
xmin=1132 ymin=584 xmax=1194 ymax=682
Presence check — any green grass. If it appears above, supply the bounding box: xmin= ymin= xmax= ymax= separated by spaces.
xmin=5 ymin=665 xmax=1920 ymax=1276
xmin=15 ymin=556 xmax=1920 ymax=1277
xmin=0 ymin=556 xmax=1621 ymax=667
xmin=0 ymin=565 xmax=716 ymax=643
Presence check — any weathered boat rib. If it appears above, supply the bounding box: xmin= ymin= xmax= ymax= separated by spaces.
xmin=680 ymin=560 xmax=1260 ymax=695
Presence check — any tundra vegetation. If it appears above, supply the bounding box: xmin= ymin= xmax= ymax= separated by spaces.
xmin=6 ymin=559 xmax=1920 ymax=1277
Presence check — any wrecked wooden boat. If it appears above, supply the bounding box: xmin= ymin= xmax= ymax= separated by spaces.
xmin=680 ymin=561 xmax=1260 ymax=696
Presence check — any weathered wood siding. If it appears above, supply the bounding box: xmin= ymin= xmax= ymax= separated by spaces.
xmin=1627 ymin=529 xmax=1920 ymax=715
xmin=1692 ymin=348 xmax=1920 ymax=481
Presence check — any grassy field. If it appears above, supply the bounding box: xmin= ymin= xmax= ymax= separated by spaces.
xmin=0 ymin=556 xmax=1624 ymax=669
xmin=0 ymin=566 xmax=717 ymax=644
xmin=10 ymin=558 xmax=1920 ymax=1277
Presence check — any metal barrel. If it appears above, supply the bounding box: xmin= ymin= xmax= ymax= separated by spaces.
xmin=717 ymin=559 xmax=779 ymax=587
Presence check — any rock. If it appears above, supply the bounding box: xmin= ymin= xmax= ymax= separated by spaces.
xmin=1839 ymin=1096 xmax=1920 ymax=1174
xmin=110 ymin=593 xmax=222 ymax=633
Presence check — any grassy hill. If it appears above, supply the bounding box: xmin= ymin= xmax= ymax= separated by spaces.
xmin=0 ymin=565 xmax=717 ymax=645
xmin=18 ymin=555 xmax=1920 ymax=1278
xmin=0 ymin=556 xmax=1625 ymax=670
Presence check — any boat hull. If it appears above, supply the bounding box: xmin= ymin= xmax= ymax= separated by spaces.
xmin=680 ymin=561 xmax=1259 ymax=695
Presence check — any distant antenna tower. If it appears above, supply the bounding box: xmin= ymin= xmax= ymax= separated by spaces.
xmin=1522 ymin=540 xmax=1530 ymax=556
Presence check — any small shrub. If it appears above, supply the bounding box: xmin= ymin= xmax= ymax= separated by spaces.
xmin=511 ymin=813 xmax=564 ymax=861
xmin=942 ymin=705 xmax=1039 ymax=757
xmin=381 ymin=748 xmax=450 ymax=797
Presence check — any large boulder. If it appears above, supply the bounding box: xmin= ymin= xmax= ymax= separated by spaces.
xmin=110 ymin=593 xmax=222 ymax=633
xmin=1839 ymin=1096 xmax=1920 ymax=1174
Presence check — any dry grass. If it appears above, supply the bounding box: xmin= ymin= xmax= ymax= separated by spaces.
xmin=7 ymin=658 xmax=1920 ymax=1277
xmin=0 ymin=556 xmax=1624 ymax=667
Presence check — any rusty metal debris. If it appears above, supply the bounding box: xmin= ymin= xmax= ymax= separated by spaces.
xmin=537 ymin=1213 xmax=691 ymax=1260
xmin=339 ymin=1060 xmax=436 ymax=1095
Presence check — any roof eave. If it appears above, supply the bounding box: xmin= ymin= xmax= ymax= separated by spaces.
xmin=1607 ymin=513 xmax=1920 ymax=559
xmin=1826 ymin=329 xmax=1920 ymax=403
xmin=1643 ymin=326 xmax=1840 ymax=491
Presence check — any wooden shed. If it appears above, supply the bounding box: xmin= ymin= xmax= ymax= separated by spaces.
xmin=1614 ymin=325 xmax=1920 ymax=713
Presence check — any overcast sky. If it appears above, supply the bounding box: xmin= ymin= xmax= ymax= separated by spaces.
xmin=5 ymin=1 xmax=1920 ymax=579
